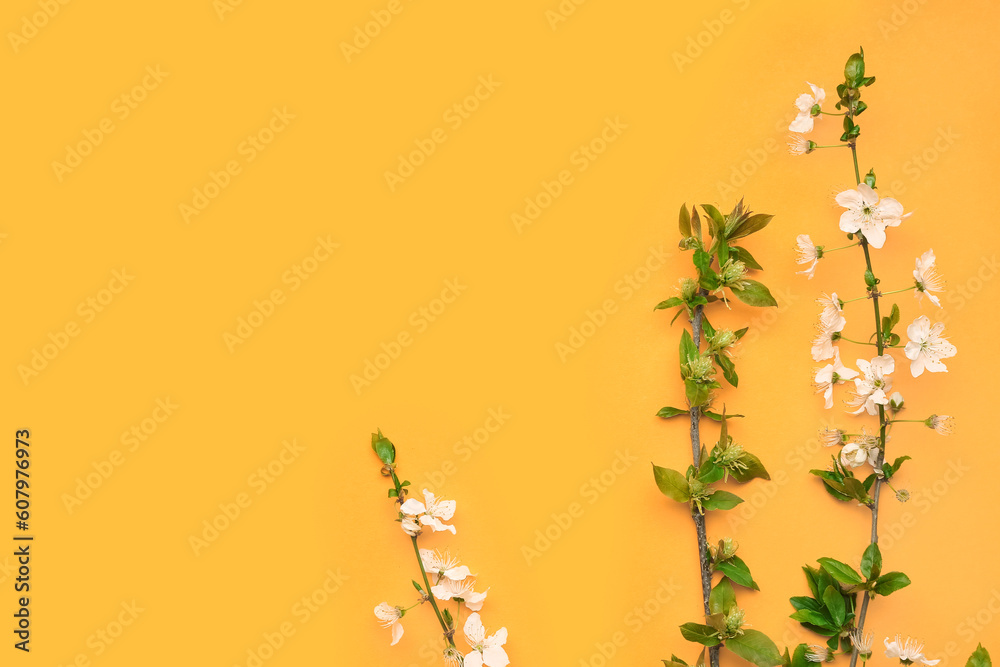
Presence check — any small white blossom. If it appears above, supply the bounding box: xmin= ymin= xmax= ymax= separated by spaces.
xmin=811 ymin=320 xmax=840 ymax=362
xmin=840 ymin=440 xmax=879 ymax=469
xmin=789 ymin=82 xmax=826 ymax=132
xmin=814 ymin=349 xmax=859 ymax=409
xmin=374 ymin=603 xmax=405 ymax=646
xmin=431 ymin=577 xmax=489 ymax=611
xmin=884 ymin=635 xmax=940 ymax=666
xmin=795 ymin=234 xmax=821 ymax=278
xmin=400 ymin=489 xmax=457 ymax=534
xmin=889 ymin=391 xmax=905 ymax=412
xmin=819 ymin=427 xmax=845 ymax=447
xmin=420 ymin=549 xmax=471 ymax=582
xmin=818 ymin=293 xmax=846 ymax=331
xmin=464 ymin=612 xmax=509 ymax=667
xmin=927 ymin=415 xmax=954 ymax=435
xmin=846 ymin=355 xmax=894 ymax=415
xmin=851 ymin=629 xmax=874 ymax=658
xmin=913 ymin=249 xmax=944 ymax=308
xmin=806 ymin=644 xmax=831 ymax=662
xmin=788 ymin=134 xmax=816 ymax=156
xmin=835 ymin=183 xmax=907 ymax=249
xmin=904 ymin=316 xmax=956 ymax=377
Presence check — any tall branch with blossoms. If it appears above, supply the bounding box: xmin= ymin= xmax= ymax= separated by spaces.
xmin=653 ymin=201 xmax=782 ymax=667
xmin=784 ymin=48 xmax=962 ymax=667
xmin=371 ymin=431 xmax=509 ymax=667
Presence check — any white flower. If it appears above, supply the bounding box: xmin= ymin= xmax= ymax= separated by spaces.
xmin=400 ymin=489 xmax=457 ymax=534
xmin=927 ymin=414 xmax=954 ymax=435
xmin=464 ymin=612 xmax=509 ymax=667
xmin=884 ymin=635 xmax=940 ymax=666
xmin=789 ymin=82 xmax=826 ymax=132
xmin=420 ymin=549 xmax=471 ymax=582
xmin=913 ymin=249 xmax=944 ymax=307
xmin=904 ymin=316 xmax=956 ymax=377
xmin=889 ymin=391 xmax=905 ymax=412
xmin=443 ymin=647 xmax=464 ymax=666
xmin=806 ymin=644 xmax=831 ymax=662
xmin=795 ymin=234 xmax=820 ymax=278
xmin=818 ymin=293 xmax=846 ymax=331
xmin=840 ymin=441 xmax=878 ymax=469
xmin=835 ymin=183 xmax=906 ymax=249
xmin=851 ymin=629 xmax=874 ymax=658
xmin=811 ymin=319 xmax=840 ymax=362
xmin=819 ymin=427 xmax=845 ymax=447
xmin=814 ymin=349 xmax=859 ymax=409
xmin=788 ymin=134 xmax=815 ymax=156
xmin=431 ymin=576 xmax=490 ymax=611
xmin=846 ymin=355 xmax=894 ymax=415
xmin=401 ymin=516 xmax=422 ymax=536
xmin=374 ymin=603 xmax=404 ymax=646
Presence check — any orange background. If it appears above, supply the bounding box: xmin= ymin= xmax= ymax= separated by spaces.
xmin=2 ymin=0 xmax=998 ymax=665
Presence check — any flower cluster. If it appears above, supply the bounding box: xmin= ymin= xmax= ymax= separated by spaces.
xmin=371 ymin=431 xmax=509 ymax=666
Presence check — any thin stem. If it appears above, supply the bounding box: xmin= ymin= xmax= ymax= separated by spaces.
xmin=814 ymin=143 xmax=852 ymax=149
xmin=879 ymin=286 xmax=916 ymax=296
xmin=820 ymin=110 xmax=847 ymax=116
xmin=823 ymin=242 xmax=860 ymax=253
xmin=689 ymin=293 xmax=720 ymax=667
xmin=850 ymin=142 xmax=861 ymax=185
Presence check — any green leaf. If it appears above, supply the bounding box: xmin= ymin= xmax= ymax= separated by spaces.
xmin=701 ymin=204 xmax=726 ymax=233
xmin=691 ymin=207 xmax=703 ymax=242
xmin=693 ymin=248 xmax=712 ymax=277
xmin=790 ymin=644 xmax=810 ymax=667
xmin=653 ymin=465 xmax=691 ymax=502
xmin=730 ymin=452 xmax=771 ymax=483
xmin=732 ymin=246 xmax=763 ymax=270
xmin=790 ymin=608 xmax=835 ymax=629
xmin=842 ymin=477 xmax=870 ymax=504
xmin=663 ymin=661 xmax=688 ymax=667
xmin=717 ymin=556 xmax=759 ymax=590
xmin=717 ymin=353 xmax=738 ymax=387
xmin=889 ymin=303 xmax=900 ymax=330
xmin=702 ymin=490 xmax=743 ymax=511
xmin=823 ymin=585 xmax=846 ymax=627
xmin=702 ymin=316 xmax=716 ymax=339
xmin=966 ymin=645 xmax=992 ymax=667
xmin=679 ymin=623 xmax=721 ymax=647
xmin=718 ymin=239 xmax=731 ymax=265
xmin=860 ymin=543 xmax=882 ymax=581
xmin=656 ymin=296 xmax=684 ymax=310
xmin=731 ymin=280 xmax=778 ymax=308
xmin=710 ymin=579 xmax=737 ymax=615
xmin=789 ymin=596 xmax=823 ymax=613
xmin=725 ymin=629 xmax=784 ymax=667
xmin=704 ymin=410 xmax=743 ymax=422
xmin=817 ymin=558 xmax=864 ymax=586
xmin=388 ymin=488 xmax=398 ymax=498
xmin=685 ymin=378 xmax=713 ymax=408
xmin=671 ymin=655 xmax=690 ymax=666
xmin=698 ymin=457 xmax=725 ymax=484
xmin=657 ymin=406 xmax=688 ymax=419
xmin=845 ymin=52 xmax=865 ymax=85
xmin=371 ymin=431 xmax=396 ymax=465
xmin=680 ymin=329 xmax=699 ymax=364
xmin=729 ymin=214 xmax=774 ymax=241
xmin=679 ymin=204 xmax=692 ymax=238
xmin=873 ymin=571 xmax=911 ymax=596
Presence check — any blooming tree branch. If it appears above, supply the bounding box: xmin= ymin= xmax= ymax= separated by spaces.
xmin=653 ymin=201 xmax=782 ymax=667
xmin=786 ymin=47 xmax=968 ymax=667
xmin=371 ymin=431 xmax=508 ymax=667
